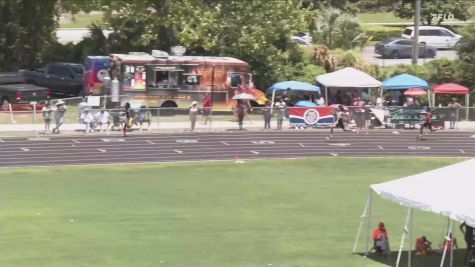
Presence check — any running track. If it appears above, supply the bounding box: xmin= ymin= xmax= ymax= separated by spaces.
xmin=0 ymin=130 xmax=474 ymax=167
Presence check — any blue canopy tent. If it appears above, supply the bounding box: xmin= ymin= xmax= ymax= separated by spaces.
xmin=266 ymin=81 xmax=320 ymax=110
xmin=381 ymin=74 xmax=431 ymax=106
xmin=294 ymin=100 xmax=318 ymax=107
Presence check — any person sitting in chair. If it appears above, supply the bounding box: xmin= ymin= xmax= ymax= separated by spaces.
xmin=373 ymin=222 xmax=390 ymax=256
xmin=415 ymin=236 xmax=434 ymax=255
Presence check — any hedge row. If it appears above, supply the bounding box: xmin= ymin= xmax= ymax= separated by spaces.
xmin=365 ymin=28 xmax=404 ymax=41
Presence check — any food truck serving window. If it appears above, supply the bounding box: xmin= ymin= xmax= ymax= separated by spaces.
xmin=149 ymin=66 xmax=183 ymax=89
xmin=122 ymin=65 xmax=146 ymax=90
xmin=230 ymin=73 xmax=243 ymax=88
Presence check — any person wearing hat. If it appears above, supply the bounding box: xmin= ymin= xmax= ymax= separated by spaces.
xmin=189 ymin=101 xmax=199 ymax=131
xmin=448 ymin=98 xmax=462 ymax=129
xmin=52 ymin=100 xmax=67 ymax=134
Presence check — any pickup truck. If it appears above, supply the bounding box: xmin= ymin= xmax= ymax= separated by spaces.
xmin=0 ymin=72 xmax=50 ymax=111
xmin=22 ymin=63 xmax=85 ymax=96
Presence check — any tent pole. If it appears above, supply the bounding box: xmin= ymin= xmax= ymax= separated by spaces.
xmin=270 ymin=89 xmax=276 ymax=113
xmin=396 ymin=207 xmax=412 ymax=267
xmin=428 ymin=90 xmax=431 ymax=108
xmin=440 ymin=218 xmax=454 ymax=267
xmin=364 ymin=190 xmax=373 ymax=255
xmin=449 ymin=219 xmax=454 ymax=267
xmin=408 ymin=207 xmax=413 ymax=267
xmin=353 ymin=191 xmax=371 ymax=253
xmin=465 ymin=94 xmax=469 ymax=121
xmin=325 ymin=86 xmax=328 ymax=105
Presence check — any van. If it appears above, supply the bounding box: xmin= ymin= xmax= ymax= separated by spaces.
xmin=401 ymin=26 xmax=462 ymax=49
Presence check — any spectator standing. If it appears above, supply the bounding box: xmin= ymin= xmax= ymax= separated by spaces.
xmin=189 ymin=101 xmax=199 ymax=131
xmin=275 ymin=98 xmax=286 ymax=130
xmin=52 ymin=100 xmax=67 ymax=134
xmin=448 ymin=98 xmax=462 ymax=129
xmin=137 ymin=106 xmax=151 ymax=131
xmin=442 ymin=233 xmax=458 ymax=253
xmin=81 ymin=109 xmax=94 ymax=133
xmin=42 ymin=101 xmax=53 ymax=132
xmin=460 ymin=222 xmax=474 ymax=265
xmin=236 ymin=101 xmax=246 ymax=130
xmin=263 ymin=100 xmax=272 ymax=130
xmin=315 ymin=92 xmax=325 ymax=106
xmin=202 ymin=93 xmax=212 ymax=125
xmin=353 ymin=97 xmax=365 ymax=134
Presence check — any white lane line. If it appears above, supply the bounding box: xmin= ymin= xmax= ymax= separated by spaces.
xmin=174 ymin=149 xmax=184 ymax=154
xmin=97 ymin=149 xmax=107 ymax=153
xmin=329 ymin=152 xmax=338 ymax=156
xmin=459 ymin=150 xmax=466 ymax=154
xmin=20 ymin=148 xmax=30 ymax=152
xmin=298 ymin=143 xmax=306 ymax=147
xmin=221 ymin=141 xmax=230 ymax=146
xmin=378 ymin=146 xmax=384 ymax=150
xmin=328 ymin=143 xmax=351 ymax=146
xmin=250 ymin=150 xmax=260 ymax=155
xmin=0 ymin=139 xmax=5 ymax=142
xmin=146 ymin=140 xmax=155 ymax=145
xmin=72 ymin=139 xmax=80 ymax=144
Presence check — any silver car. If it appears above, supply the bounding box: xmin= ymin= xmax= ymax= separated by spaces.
xmin=375 ymin=38 xmax=437 ymax=59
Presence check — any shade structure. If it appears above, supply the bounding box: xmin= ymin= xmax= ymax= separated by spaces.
xmin=432 ymin=83 xmax=469 ymax=95
xmin=371 ymin=159 xmax=475 ymax=228
xmin=382 ymin=74 xmax=428 ymax=90
xmin=294 ymin=100 xmax=318 ymax=107
xmin=316 ymin=67 xmax=382 ymax=88
xmin=403 ymin=88 xmax=427 ymax=97
xmin=266 ymin=81 xmax=320 ymax=94
xmin=232 ymin=93 xmax=255 ymax=100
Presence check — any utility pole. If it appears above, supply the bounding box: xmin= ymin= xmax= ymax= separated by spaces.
xmin=411 ymin=0 xmax=421 ymax=64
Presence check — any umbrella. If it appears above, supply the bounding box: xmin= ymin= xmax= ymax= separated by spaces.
xmin=232 ymin=93 xmax=256 ymax=100
xmin=404 ymin=88 xmax=427 ymax=97
xmin=266 ymin=81 xmax=320 ymax=94
xmin=295 ymin=100 xmax=318 ymax=107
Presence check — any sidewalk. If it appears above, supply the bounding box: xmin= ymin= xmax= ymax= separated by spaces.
xmin=2 ymin=120 xmax=475 ymax=137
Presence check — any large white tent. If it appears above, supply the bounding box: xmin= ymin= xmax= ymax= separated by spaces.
xmin=316 ymin=67 xmax=382 ymax=104
xmin=353 ymin=159 xmax=475 ymax=267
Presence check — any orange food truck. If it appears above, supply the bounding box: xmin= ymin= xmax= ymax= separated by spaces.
xmin=109 ymin=50 xmax=266 ymax=108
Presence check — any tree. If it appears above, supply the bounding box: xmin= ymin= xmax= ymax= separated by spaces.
xmin=393 ymin=0 xmax=471 ymax=25
xmin=454 ymin=25 xmax=475 ymax=87
xmin=0 ymin=0 xmax=58 ymax=70
xmin=313 ymin=8 xmax=366 ymax=49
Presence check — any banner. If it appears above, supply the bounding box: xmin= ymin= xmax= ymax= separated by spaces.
xmin=289 ymin=107 xmax=334 ymax=127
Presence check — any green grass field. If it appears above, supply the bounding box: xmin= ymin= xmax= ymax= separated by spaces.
xmin=0 ymin=158 xmax=466 ymax=267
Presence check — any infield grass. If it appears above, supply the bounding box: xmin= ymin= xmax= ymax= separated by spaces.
xmin=0 ymin=158 xmax=465 ymax=267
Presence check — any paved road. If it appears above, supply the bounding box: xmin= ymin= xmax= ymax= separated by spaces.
xmin=363 ymin=46 xmax=457 ymax=66
xmin=0 ymin=130 xmax=474 ymax=167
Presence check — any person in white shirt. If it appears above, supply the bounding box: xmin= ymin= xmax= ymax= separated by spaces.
xmin=81 ymin=110 xmax=95 ymax=133
xmin=94 ymin=110 xmax=111 ymax=131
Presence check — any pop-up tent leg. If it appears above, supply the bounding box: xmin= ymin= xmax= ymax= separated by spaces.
xmin=440 ymin=218 xmax=454 ymax=267
xmin=365 ymin=190 xmax=373 ymax=255
xmin=465 ymin=94 xmax=469 ymax=121
xmin=396 ymin=207 xmax=412 ymax=267
xmin=353 ymin=190 xmax=372 ymax=254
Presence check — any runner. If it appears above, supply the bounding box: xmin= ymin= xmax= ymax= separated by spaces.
xmin=123 ymin=102 xmax=131 ymax=137
xmin=329 ymin=105 xmax=349 ymax=139
xmin=418 ymin=107 xmax=436 ymax=139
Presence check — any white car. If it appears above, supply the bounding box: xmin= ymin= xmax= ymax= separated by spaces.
xmin=401 ymin=26 xmax=462 ymax=49
xmin=291 ymin=32 xmax=312 ymax=45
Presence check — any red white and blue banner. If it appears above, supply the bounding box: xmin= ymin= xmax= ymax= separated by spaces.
xmin=289 ymin=107 xmax=334 ymax=127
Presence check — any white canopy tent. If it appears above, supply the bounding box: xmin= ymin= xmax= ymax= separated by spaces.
xmin=353 ymin=159 xmax=475 ymax=267
xmin=316 ymin=67 xmax=382 ymax=104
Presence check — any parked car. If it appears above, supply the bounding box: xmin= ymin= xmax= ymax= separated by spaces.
xmin=291 ymin=32 xmax=312 ymax=45
xmin=375 ymin=38 xmax=437 ymax=59
xmin=401 ymin=26 xmax=462 ymax=49
xmin=22 ymin=63 xmax=85 ymax=96
xmin=0 ymin=72 xmax=50 ymax=111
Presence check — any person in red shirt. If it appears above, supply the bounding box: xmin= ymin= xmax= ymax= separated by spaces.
xmin=415 ymin=236 xmax=434 ymax=255
xmin=442 ymin=233 xmax=458 ymax=253
xmin=202 ymin=93 xmax=212 ymax=125
xmin=419 ymin=107 xmax=436 ymax=138
xmin=372 ymin=222 xmax=390 ymax=255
